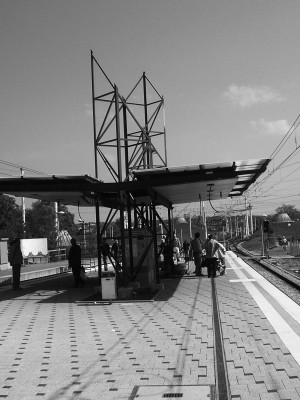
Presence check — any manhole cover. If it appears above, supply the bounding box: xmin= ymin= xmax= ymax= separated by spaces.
xmin=130 ymin=385 xmax=214 ymax=399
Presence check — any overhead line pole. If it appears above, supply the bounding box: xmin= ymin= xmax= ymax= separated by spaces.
xmin=20 ymin=168 xmax=26 ymax=238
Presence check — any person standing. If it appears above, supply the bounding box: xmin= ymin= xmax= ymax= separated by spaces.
xmin=182 ymin=240 xmax=190 ymax=261
xmin=159 ymin=235 xmax=166 ymax=252
xmin=163 ymin=237 xmax=175 ymax=276
xmin=9 ymin=238 xmax=23 ymax=290
xmin=68 ymin=238 xmax=84 ymax=287
xmin=203 ymin=234 xmax=226 ymax=278
xmin=282 ymin=236 xmax=288 ymax=250
xmin=216 ymin=246 xmax=226 ymax=275
xmin=173 ymin=235 xmax=181 ymax=263
xmin=111 ymin=239 xmax=120 ymax=262
xmin=100 ymin=239 xmax=110 ymax=271
xmin=190 ymin=232 xmax=203 ymax=276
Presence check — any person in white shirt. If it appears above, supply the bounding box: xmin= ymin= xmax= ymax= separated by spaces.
xmin=203 ymin=234 xmax=226 ymax=278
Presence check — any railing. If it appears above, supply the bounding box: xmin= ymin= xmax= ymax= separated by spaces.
xmin=48 ymin=248 xmax=67 ymax=263
xmin=290 ymin=241 xmax=300 ymax=257
xmin=23 ymin=254 xmax=49 ymax=265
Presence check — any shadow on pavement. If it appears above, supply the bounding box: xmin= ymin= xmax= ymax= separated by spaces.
xmin=0 ymin=270 xmax=188 ymax=304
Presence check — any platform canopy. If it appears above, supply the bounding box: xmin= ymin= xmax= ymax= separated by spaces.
xmin=0 ymin=159 xmax=269 ymax=209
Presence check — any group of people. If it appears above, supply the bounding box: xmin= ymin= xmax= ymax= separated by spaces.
xmin=159 ymin=234 xmax=185 ymax=267
xmin=159 ymin=232 xmax=227 ymax=278
xmin=8 ymin=231 xmax=225 ymax=290
xmin=190 ymin=232 xmax=226 ymax=278
xmin=8 ymin=236 xmax=122 ymax=291
xmin=68 ymin=237 xmax=121 ymax=287
xmin=278 ymin=235 xmax=288 ymax=250
xmin=101 ymin=238 xmax=121 ymax=267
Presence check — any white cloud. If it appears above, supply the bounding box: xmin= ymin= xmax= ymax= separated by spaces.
xmin=224 ymin=85 xmax=285 ymax=108
xmin=250 ymin=118 xmax=290 ymax=135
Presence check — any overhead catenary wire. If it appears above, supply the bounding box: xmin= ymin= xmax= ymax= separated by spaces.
xmin=248 ymin=114 xmax=300 ymax=193
xmin=248 ymin=145 xmax=300 ymax=197
xmin=2 ymin=112 xmax=300 ymax=218
xmin=0 ymin=159 xmax=50 ymax=177
xmin=253 ymin=161 xmax=300 ymax=198
xmin=243 ymin=111 xmax=300 ymax=214
xmin=269 ymin=113 xmax=300 ymax=159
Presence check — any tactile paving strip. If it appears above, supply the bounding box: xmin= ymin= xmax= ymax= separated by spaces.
xmin=216 ymin=260 xmax=300 ymax=399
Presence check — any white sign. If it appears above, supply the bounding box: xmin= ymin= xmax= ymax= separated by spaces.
xmin=21 ymin=238 xmax=48 ymax=257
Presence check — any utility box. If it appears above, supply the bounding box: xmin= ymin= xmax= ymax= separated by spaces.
xmin=101 ymin=270 xmax=117 ymax=300
xmin=124 ymin=228 xmax=155 ymax=288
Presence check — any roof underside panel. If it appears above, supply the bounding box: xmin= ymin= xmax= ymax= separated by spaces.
xmin=4 ymin=191 xmax=97 ymax=207
xmin=0 ymin=175 xmax=100 ymax=207
xmin=131 ymin=158 xmax=270 ymax=204
xmin=153 ymin=178 xmax=238 ymax=204
xmin=0 ymin=158 xmax=270 ymax=208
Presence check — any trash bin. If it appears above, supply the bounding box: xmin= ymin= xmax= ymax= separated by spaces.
xmin=101 ymin=270 xmax=117 ymax=299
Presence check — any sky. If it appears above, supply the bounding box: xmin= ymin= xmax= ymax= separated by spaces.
xmin=1 ymin=0 xmax=300 ymax=222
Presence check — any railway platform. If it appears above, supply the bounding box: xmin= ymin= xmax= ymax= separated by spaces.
xmin=1 ymin=251 xmax=300 ymax=399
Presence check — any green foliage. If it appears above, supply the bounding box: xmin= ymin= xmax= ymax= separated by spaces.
xmin=0 ymin=195 xmax=23 ymax=238
xmin=25 ymin=201 xmax=53 ymax=240
xmin=274 ymin=204 xmax=300 ymax=221
xmin=270 ymin=221 xmax=300 ymax=240
xmin=56 ymin=204 xmax=77 ymax=237
xmin=25 ymin=201 xmax=76 ymax=249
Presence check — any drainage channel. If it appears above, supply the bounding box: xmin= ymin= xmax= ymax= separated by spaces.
xmin=128 ymin=278 xmax=228 ymax=400
xmin=211 ymin=277 xmax=230 ymax=400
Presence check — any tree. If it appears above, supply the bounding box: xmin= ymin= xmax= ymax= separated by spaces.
xmin=25 ymin=201 xmax=77 ymax=249
xmin=274 ymin=204 xmax=300 ymax=222
xmin=0 ymin=195 xmax=23 ymax=238
xmin=55 ymin=204 xmax=77 ymax=238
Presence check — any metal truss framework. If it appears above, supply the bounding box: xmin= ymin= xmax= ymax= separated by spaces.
xmin=91 ymin=51 xmax=172 ymax=286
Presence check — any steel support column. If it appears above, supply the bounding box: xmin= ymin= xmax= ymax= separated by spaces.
xmin=91 ymin=50 xmax=168 ymax=289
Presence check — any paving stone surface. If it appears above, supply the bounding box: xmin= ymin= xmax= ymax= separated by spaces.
xmin=1 ymin=254 xmax=300 ymax=399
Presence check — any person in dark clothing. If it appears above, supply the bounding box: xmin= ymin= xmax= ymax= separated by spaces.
xmin=190 ymin=232 xmax=203 ymax=276
xmin=182 ymin=240 xmax=190 ymax=259
xmin=9 ymin=238 xmax=23 ymax=290
xmin=111 ymin=239 xmax=120 ymax=262
xmin=173 ymin=235 xmax=181 ymax=263
xmin=68 ymin=238 xmax=84 ymax=287
xmin=101 ymin=239 xmax=110 ymax=271
xmin=159 ymin=235 xmax=166 ymax=251
xmin=162 ymin=237 xmax=175 ymax=275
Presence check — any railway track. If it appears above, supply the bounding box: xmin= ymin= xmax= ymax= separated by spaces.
xmin=229 ymin=239 xmax=300 ymax=306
